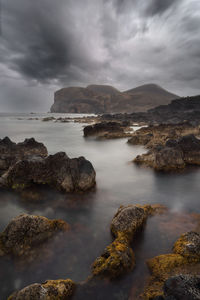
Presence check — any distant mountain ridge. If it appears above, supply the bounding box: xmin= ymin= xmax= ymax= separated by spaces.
xmin=50 ymin=83 xmax=179 ymax=113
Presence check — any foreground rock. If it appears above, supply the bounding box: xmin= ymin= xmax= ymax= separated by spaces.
xmin=83 ymin=121 xmax=132 ymax=139
xmin=0 ymin=214 xmax=70 ymax=257
xmin=142 ymin=231 xmax=200 ymax=299
xmin=0 ymin=137 xmax=47 ymax=175
xmin=1 ymin=152 xmax=96 ymax=192
xmin=134 ymin=134 xmax=200 ymax=171
xmin=160 ymin=274 xmax=200 ymax=300
xmin=8 ymin=278 xmax=75 ymax=300
xmin=128 ymin=123 xmax=200 ymax=148
xmin=92 ymin=204 xmax=166 ymax=279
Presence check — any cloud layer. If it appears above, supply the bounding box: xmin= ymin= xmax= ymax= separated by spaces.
xmin=0 ymin=0 xmax=200 ymax=111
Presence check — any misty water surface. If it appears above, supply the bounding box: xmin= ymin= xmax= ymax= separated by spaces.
xmin=0 ymin=113 xmax=200 ymax=299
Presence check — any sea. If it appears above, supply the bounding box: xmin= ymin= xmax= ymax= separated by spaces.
xmin=0 ymin=113 xmax=200 ymax=299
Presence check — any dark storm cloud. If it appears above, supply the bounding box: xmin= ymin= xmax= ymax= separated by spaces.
xmin=145 ymin=0 xmax=181 ymax=16
xmin=0 ymin=0 xmax=200 ymax=111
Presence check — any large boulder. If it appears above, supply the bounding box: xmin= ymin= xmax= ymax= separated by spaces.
xmin=0 ymin=214 xmax=70 ymax=257
xmin=8 ymin=279 xmax=75 ymax=300
xmin=134 ymin=134 xmax=200 ymax=171
xmin=0 ymin=137 xmax=47 ymax=175
xmin=2 ymin=152 xmax=96 ymax=192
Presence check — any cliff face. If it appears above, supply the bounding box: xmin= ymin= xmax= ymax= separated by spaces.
xmin=50 ymin=84 xmax=179 ymax=113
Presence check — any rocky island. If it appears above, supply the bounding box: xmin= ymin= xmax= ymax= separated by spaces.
xmin=50 ymin=84 xmax=178 ymax=114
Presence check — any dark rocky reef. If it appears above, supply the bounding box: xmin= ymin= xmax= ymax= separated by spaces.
xmin=0 ymin=137 xmax=47 ymax=175
xmin=8 ymin=278 xmax=75 ymax=300
xmin=92 ymin=204 xmax=166 ymax=279
xmin=134 ymin=134 xmax=200 ymax=171
xmin=142 ymin=231 xmax=200 ymax=299
xmin=83 ymin=121 xmax=132 ymax=139
xmin=0 ymin=138 xmax=96 ymax=193
xmin=0 ymin=214 xmax=70 ymax=257
xmin=128 ymin=122 xmax=200 ymax=148
xmin=2 ymin=152 xmax=96 ymax=192
xmin=50 ymin=84 xmax=178 ymax=114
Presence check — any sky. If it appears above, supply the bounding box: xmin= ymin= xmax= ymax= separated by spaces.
xmin=0 ymin=0 xmax=200 ymax=112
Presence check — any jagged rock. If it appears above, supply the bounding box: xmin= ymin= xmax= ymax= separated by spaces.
xmin=0 ymin=214 xmax=70 ymax=257
xmin=0 ymin=137 xmax=48 ymax=175
xmin=173 ymin=231 xmax=200 ymax=260
xmin=8 ymin=278 xmax=75 ymax=300
xmin=134 ymin=134 xmax=200 ymax=171
xmin=2 ymin=152 xmax=96 ymax=192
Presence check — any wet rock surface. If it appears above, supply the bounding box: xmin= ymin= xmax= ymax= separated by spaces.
xmin=0 ymin=137 xmax=48 ymax=175
xmin=1 ymin=151 xmax=96 ymax=193
xmin=142 ymin=231 xmax=200 ymax=299
xmin=134 ymin=134 xmax=200 ymax=171
xmin=83 ymin=121 xmax=132 ymax=139
xmin=0 ymin=214 xmax=70 ymax=257
xmin=128 ymin=123 xmax=200 ymax=148
xmin=92 ymin=204 xmax=166 ymax=279
xmin=8 ymin=278 xmax=75 ymax=300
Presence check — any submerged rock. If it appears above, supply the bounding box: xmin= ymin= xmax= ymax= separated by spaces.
xmin=0 ymin=214 xmax=70 ymax=257
xmin=134 ymin=134 xmax=200 ymax=171
xmin=8 ymin=278 xmax=75 ymax=300
xmin=2 ymin=152 xmax=96 ymax=192
xmin=0 ymin=137 xmax=47 ymax=175
xmin=142 ymin=231 xmax=200 ymax=299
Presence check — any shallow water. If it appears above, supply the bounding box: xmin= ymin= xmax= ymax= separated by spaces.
xmin=0 ymin=113 xmax=200 ymax=299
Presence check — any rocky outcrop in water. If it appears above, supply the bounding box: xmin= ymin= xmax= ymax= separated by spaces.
xmin=0 ymin=214 xmax=70 ymax=257
xmin=0 ymin=137 xmax=47 ymax=175
xmin=83 ymin=121 xmax=132 ymax=139
xmin=128 ymin=123 xmax=200 ymax=148
xmin=142 ymin=231 xmax=200 ymax=299
xmin=8 ymin=278 xmax=75 ymax=300
xmin=50 ymin=84 xmax=178 ymax=114
xmin=0 ymin=138 xmax=96 ymax=193
xmin=92 ymin=204 xmax=166 ymax=279
xmin=134 ymin=134 xmax=200 ymax=171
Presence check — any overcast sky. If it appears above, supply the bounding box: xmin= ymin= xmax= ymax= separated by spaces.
xmin=0 ymin=0 xmax=200 ymax=112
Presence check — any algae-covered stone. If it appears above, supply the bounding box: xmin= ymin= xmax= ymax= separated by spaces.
xmin=173 ymin=231 xmax=200 ymax=260
xmin=0 ymin=214 xmax=70 ymax=257
xmin=92 ymin=234 xmax=135 ymax=279
xmin=8 ymin=279 xmax=75 ymax=300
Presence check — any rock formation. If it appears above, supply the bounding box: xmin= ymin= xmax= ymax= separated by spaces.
xmin=50 ymin=84 xmax=178 ymax=114
xmin=134 ymin=134 xmax=200 ymax=171
xmin=0 ymin=138 xmax=96 ymax=193
xmin=0 ymin=214 xmax=70 ymax=257
xmin=0 ymin=137 xmax=47 ymax=175
xmin=128 ymin=123 xmax=200 ymax=148
xmin=8 ymin=279 xmax=75 ymax=300
xmin=83 ymin=121 xmax=132 ymax=139
xmin=142 ymin=231 xmax=200 ymax=299
xmin=92 ymin=204 xmax=166 ymax=279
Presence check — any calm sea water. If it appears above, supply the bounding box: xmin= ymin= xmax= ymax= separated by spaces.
xmin=0 ymin=113 xmax=200 ymax=299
